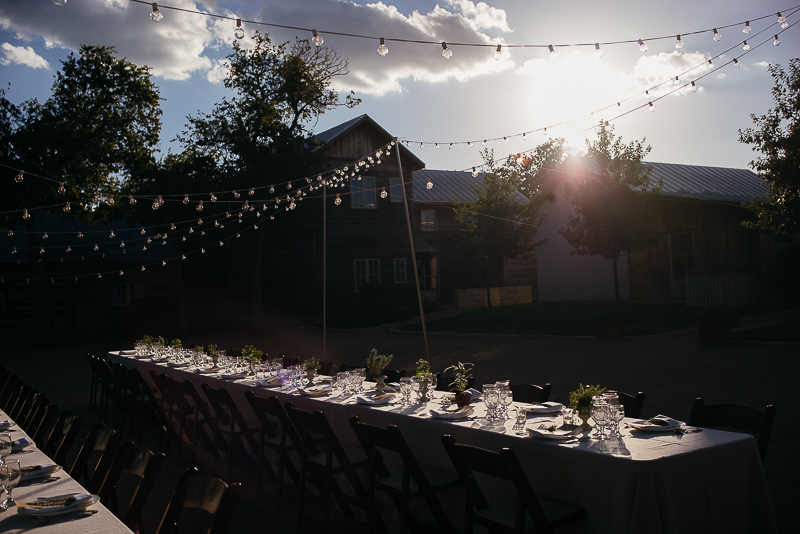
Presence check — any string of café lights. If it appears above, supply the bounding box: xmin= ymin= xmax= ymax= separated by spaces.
xmin=2 ymin=5 xmax=797 ymax=282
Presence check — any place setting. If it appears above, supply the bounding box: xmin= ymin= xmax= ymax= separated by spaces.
xmin=16 ymin=493 xmax=101 ymax=520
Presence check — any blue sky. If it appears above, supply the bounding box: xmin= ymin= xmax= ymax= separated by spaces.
xmin=1 ymin=0 xmax=799 ymax=174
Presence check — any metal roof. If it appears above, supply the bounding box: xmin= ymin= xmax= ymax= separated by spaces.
xmin=643 ymin=161 xmax=765 ymax=203
xmin=412 ymin=169 xmax=529 ymax=204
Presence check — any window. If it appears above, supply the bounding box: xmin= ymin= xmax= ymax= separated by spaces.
xmin=394 ymin=258 xmax=407 ymax=283
xmin=670 ymin=232 xmax=694 ymax=280
xmin=351 ymin=176 xmax=377 ymax=209
xmin=389 ymin=177 xmax=403 ymax=203
xmin=421 ymin=209 xmax=437 ymax=231
xmin=459 ymin=212 xmax=474 ymax=231
xmin=354 ymin=259 xmax=380 ymax=291
xmin=113 ymin=283 xmax=143 ymax=306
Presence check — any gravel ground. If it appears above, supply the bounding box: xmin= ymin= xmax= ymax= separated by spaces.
xmin=3 ymin=309 xmax=797 ymax=533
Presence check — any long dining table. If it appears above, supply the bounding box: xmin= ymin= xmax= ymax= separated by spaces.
xmin=0 ymin=410 xmax=134 ymax=534
xmin=110 ymin=350 xmax=777 ymax=534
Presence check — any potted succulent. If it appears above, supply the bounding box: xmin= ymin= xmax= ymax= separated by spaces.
xmin=697 ymin=305 xmax=738 ymax=346
xmin=366 ymin=349 xmax=393 ymax=394
xmin=592 ymin=305 xmax=624 ymax=341
xmin=241 ymin=344 xmax=264 ymax=374
xmin=569 ymin=383 xmax=606 ymax=430
xmin=304 ymin=356 xmax=321 ymax=386
xmin=444 ymin=362 xmax=474 ymax=407
xmin=415 ymin=359 xmax=433 ymax=402
xmin=207 ymin=343 xmax=219 ymax=367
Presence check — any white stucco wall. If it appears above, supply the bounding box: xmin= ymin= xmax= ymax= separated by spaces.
xmin=536 ymin=179 xmax=631 ymax=302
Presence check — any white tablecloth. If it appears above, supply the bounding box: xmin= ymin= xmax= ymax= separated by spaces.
xmin=112 ymin=351 xmax=777 ymax=534
xmin=0 ymin=411 xmax=133 ymax=534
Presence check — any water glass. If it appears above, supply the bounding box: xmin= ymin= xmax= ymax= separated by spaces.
xmin=483 ymin=385 xmax=500 ymax=421
xmin=1 ymin=459 xmax=20 ymax=509
xmin=399 ymin=377 xmax=413 ymax=405
xmin=591 ymin=396 xmax=610 ymax=440
xmin=0 ymin=434 xmax=11 ymax=463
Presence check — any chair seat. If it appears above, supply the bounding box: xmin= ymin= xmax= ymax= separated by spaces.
xmin=476 ymin=497 xmax=586 ymax=532
xmin=378 ymin=465 xmax=459 ymax=494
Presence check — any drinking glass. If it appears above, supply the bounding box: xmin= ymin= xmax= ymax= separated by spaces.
xmin=1 ymin=459 xmax=20 ymax=509
xmin=603 ymin=393 xmax=622 ymax=437
xmin=514 ymin=407 xmax=528 ymax=435
xmin=0 ymin=434 xmax=11 ymax=464
xmin=399 ymin=377 xmax=413 ymax=405
xmin=410 ymin=376 xmax=421 ymax=402
xmin=591 ymin=397 xmax=610 ymax=440
xmin=0 ymin=465 xmax=8 ymax=511
xmin=483 ymin=385 xmax=499 ymax=421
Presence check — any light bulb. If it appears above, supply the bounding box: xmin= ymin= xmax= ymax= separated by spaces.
xmin=15 ymin=171 xmax=23 ymax=183
xmin=743 ymin=40 xmax=750 ymax=51
xmin=691 ymin=81 xmax=698 ymax=92
xmin=64 ymin=202 xmax=71 ymax=212
xmin=58 ymin=182 xmax=65 ymax=194
xmin=548 ymin=44 xmax=557 ymax=59
xmin=129 ymin=195 xmax=136 ymax=205
xmin=287 ymin=181 xmax=292 ymax=189
xmin=233 ymin=190 xmax=240 ymax=198
xmin=594 ymin=43 xmax=603 ymax=58
xmin=494 ymin=44 xmax=502 ymax=60
xmin=182 ymin=255 xmax=186 ymax=260
xmin=778 ymin=12 xmax=786 ymax=25
xmin=196 ymin=200 xmax=204 ymax=211
xmin=312 ymin=29 xmax=323 ymax=47
xmin=472 ymin=167 xmax=478 ymax=178
xmin=93 ymin=244 xmax=99 ymax=251
xmin=674 ymin=76 xmax=680 ymax=86
xmin=648 ymin=102 xmax=655 ymax=112
xmin=53 ymin=0 xmax=66 ymax=6
xmin=66 ymin=246 xmax=71 ymax=252
xmin=482 ymin=140 xmax=487 ymax=146
xmin=448 ymin=143 xmax=453 ymax=149
xmin=335 ymin=194 xmax=341 ymax=206
xmin=234 ymin=19 xmax=244 ymax=40
xmin=210 ymin=193 xmax=217 ymax=202
xmin=637 ymin=39 xmax=648 ymax=53
xmin=707 ymin=59 xmax=714 ymax=69
xmin=742 ymin=21 xmax=751 ymax=34
xmin=419 ymin=142 xmax=424 ymax=149
xmin=150 ymin=3 xmax=163 ymax=22
xmin=441 ymin=42 xmax=452 ymax=59
xmin=426 ymin=178 xmax=433 ymax=190
xmin=23 ymin=209 xmax=30 ymax=220
xmin=713 ymin=28 xmax=721 ymax=42
xmin=675 ymin=35 xmax=684 ymax=49
xmin=435 ymin=143 xmax=440 ymax=149
xmin=249 ymin=187 xmax=255 ymax=195
xmin=733 ymin=58 xmax=741 ymax=67
xmin=43 ymin=231 xmax=48 ymax=239
xmin=381 ymin=187 xmax=387 ymax=199
xmin=41 ymin=247 xmax=45 ymax=254
xmin=773 ymin=35 xmax=781 ymax=46
xmin=377 ymin=37 xmax=388 ymax=57
xmin=109 ymin=230 xmax=115 ymax=237
xmin=781 ymin=20 xmax=789 ymax=29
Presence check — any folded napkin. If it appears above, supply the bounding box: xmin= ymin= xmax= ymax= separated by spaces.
xmin=256 ymin=378 xmax=283 ymax=388
xmin=195 ymin=367 xmax=219 ymax=374
xmin=380 ymin=383 xmax=401 ymax=392
xmin=527 ymin=424 xmax=582 ymax=440
xmin=315 ymin=376 xmax=334 ymax=383
xmin=527 ymin=402 xmax=564 ymax=414
xmin=220 ymin=371 xmax=249 ymax=380
xmin=428 ymin=406 xmax=474 ymax=420
xmin=629 ymin=414 xmax=682 ymax=431
xmin=298 ymin=386 xmax=331 ymax=397
xmin=21 ymin=464 xmax=60 ymax=481
xmin=356 ymin=393 xmax=395 ymax=405
xmin=0 ymin=419 xmax=14 ymax=430
xmin=17 ymin=493 xmax=95 ymax=517
xmin=167 ymin=360 xmax=191 ymax=368
xmin=12 ymin=437 xmax=31 ymax=452
xmin=465 ymin=388 xmax=482 ymax=400
xmin=120 ymin=350 xmax=136 ymax=356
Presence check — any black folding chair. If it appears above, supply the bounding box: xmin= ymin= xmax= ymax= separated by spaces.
xmin=201 ymin=384 xmax=259 ymax=481
xmin=156 ymin=467 xmax=242 ymax=534
xmin=689 ymin=398 xmax=776 ymax=464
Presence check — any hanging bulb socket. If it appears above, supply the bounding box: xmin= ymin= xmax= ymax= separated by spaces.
xmin=733 ymin=58 xmax=741 ymax=67
xmin=637 ymin=39 xmax=648 ymax=53
xmin=773 ymin=35 xmax=781 ymax=46
xmin=743 ymin=21 xmax=751 ymax=34
xmin=377 ymin=37 xmax=388 ymax=56
xmin=441 ymin=42 xmax=452 ymax=59
xmin=691 ymin=81 xmax=698 ymax=92
xmin=234 ymin=19 xmax=245 ymax=40
xmin=713 ymin=28 xmax=721 ymax=42
xmin=312 ymin=29 xmax=323 ymax=47
xmin=648 ymin=102 xmax=655 ymax=112
xmin=494 ymin=44 xmax=502 ymax=60
xmin=675 ymin=35 xmax=684 ymax=49
xmin=150 ymin=2 xmax=163 ymax=22
xmin=743 ymin=40 xmax=750 ymax=51
xmin=15 ymin=170 xmax=24 ymax=183
xmin=594 ymin=43 xmax=603 ymax=58
xmin=548 ymin=44 xmax=557 ymax=59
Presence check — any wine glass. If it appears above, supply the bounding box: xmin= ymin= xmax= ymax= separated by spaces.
xmin=483 ymin=385 xmax=499 ymax=421
xmin=410 ymin=376 xmax=421 ymax=402
xmin=0 ymin=434 xmax=11 ymax=464
xmin=1 ymin=459 xmax=20 ymax=509
xmin=591 ymin=397 xmax=610 ymax=440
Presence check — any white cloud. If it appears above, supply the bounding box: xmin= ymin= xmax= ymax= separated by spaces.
xmin=0 ymin=42 xmax=49 ymax=69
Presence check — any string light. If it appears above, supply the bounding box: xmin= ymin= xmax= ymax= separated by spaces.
xmin=441 ymin=42 xmax=452 ymax=59
xmin=234 ymin=18 xmax=245 ymax=40
xmin=312 ymin=29 xmax=323 ymax=47
xmin=472 ymin=167 xmax=478 ymax=178
xmin=773 ymin=35 xmax=781 ymax=46
xmin=637 ymin=39 xmax=648 ymax=52
xmin=743 ymin=21 xmax=751 ymax=33
xmin=15 ymin=170 xmax=24 ymax=183
xmin=673 ymin=76 xmax=680 ymax=86
xmin=675 ymin=35 xmax=684 ymax=49
xmin=129 ymin=195 xmax=137 ymax=205
xmin=43 ymin=231 xmax=48 ymax=239
xmin=150 ymin=2 xmax=163 ymax=22
xmin=335 ymin=193 xmax=341 ymax=206
xmin=594 ymin=43 xmax=603 ymax=58
xmin=712 ymin=28 xmax=722 ymax=41
xmin=232 ymin=190 xmax=240 ymax=198
xmin=426 ymin=177 xmax=433 ymax=190
xmin=733 ymin=58 xmax=741 ymax=67
xmin=743 ymin=40 xmax=750 ymax=51
xmin=58 ymin=182 xmax=65 ymax=194
xmin=377 ymin=37 xmax=388 ymax=56
xmin=494 ymin=44 xmax=502 ymax=60
xmin=691 ymin=81 xmax=698 ymax=92
xmin=548 ymin=44 xmax=557 ymax=59
xmin=22 ymin=209 xmax=30 ymax=220
xmin=778 ymin=12 xmax=788 ymax=28
xmin=53 ymin=0 xmax=66 ymax=6
xmin=707 ymin=59 xmax=714 ymax=69
xmin=249 ymin=187 xmax=255 ymax=195
xmin=648 ymin=102 xmax=655 ymax=112
xmin=381 ymin=187 xmax=387 ymax=199
xmin=64 ymin=202 xmax=71 ymax=212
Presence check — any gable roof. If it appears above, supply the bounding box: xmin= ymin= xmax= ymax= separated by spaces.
xmin=412 ymin=169 xmax=529 ymax=204
xmin=643 ymin=161 xmax=765 ymax=203
xmin=314 ymin=114 xmax=425 ymax=170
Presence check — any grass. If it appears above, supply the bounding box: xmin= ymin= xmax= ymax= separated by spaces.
xmin=398 ymin=301 xmax=799 ymax=339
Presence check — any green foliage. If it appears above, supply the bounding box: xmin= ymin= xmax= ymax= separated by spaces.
xmin=170 ymin=339 xmax=182 ymax=348
xmin=560 ymin=121 xmax=661 ymax=303
xmin=207 ymin=344 xmax=218 ymax=357
xmin=569 ymin=383 xmax=605 ymax=409
xmin=193 ymin=345 xmax=204 ymax=355
xmin=304 ymin=356 xmax=321 ymax=371
xmin=366 ymin=348 xmax=393 ymax=376
xmin=241 ymin=344 xmax=264 ymax=362
xmin=738 ymin=59 xmax=800 ymax=238
xmin=415 ymin=359 xmax=431 ymax=379
xmin=444 ymin=362 xmax=474 ymax=393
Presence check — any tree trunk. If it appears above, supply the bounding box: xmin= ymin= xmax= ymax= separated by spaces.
xmin=612 ymin=256 xmax=620 ymax=304
xmin=485 ymin=266 xmax=493 ymax=308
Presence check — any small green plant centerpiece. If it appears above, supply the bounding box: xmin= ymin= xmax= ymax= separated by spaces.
xmin=304 ymin=356 xmax=321 ymax=386
xmin=366 ymin=349 xmax=393 ymax=393
xmin=415 ymin=359 xmax=433 ymax=402
xmin=241 ymin=345 xmax=263 ymax=375
xmin=207 ymin=343 xmax=219 ymax=367
xmin=444 ymin=362 xmax=474 ymax=407
xmin=569 ymin=383 xmax=605 ymax=430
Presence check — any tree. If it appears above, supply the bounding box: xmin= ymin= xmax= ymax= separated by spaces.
xmin=559 ymin=121 xmax=660 ymax=304
xmin=738 ymin=59 xmax=800 ymax=238
xmin=452 ymin=149 xmax=551 ymax=307
xmin=1 ymin=45 xmax=162 ymax=228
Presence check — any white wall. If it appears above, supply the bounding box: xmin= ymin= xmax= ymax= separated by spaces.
xmin=536 ymin=179 xmax=631 ymax=302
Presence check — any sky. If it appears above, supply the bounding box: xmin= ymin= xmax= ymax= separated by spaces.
xmin=1 ymin=0 xmax=799 ymax=175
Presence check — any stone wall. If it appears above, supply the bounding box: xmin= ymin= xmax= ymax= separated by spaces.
xmin=454 ymin=286 xmax=533 ymax=308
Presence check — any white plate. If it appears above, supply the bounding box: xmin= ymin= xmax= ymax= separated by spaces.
xmin=18 ymin=494 xmax=99 ymax=517
xmin=0 ymin=420 xmax=15 ymax=431
xmin=20 ymin=464 xmax=61 ymax=482
xmin=629 ymin=419 xmax=682 ymax=432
